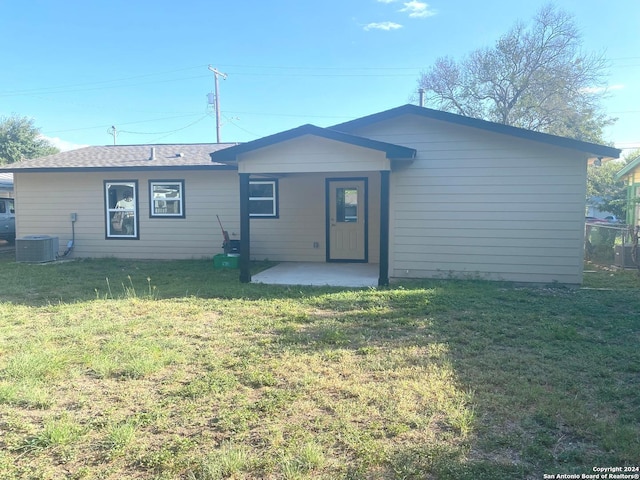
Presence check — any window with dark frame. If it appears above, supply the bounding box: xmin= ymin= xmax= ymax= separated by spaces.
xmin=149 ymin=180 xmax=185 ymax=218
xmin=249 ymin=179 xmax=278 ymax=218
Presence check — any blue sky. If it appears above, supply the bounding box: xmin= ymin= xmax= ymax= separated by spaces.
xmin=1 ymin=0 xmax=639 ymax=154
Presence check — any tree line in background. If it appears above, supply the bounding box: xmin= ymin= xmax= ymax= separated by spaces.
xmin=0 ymin=115 xmax=58 ymax=165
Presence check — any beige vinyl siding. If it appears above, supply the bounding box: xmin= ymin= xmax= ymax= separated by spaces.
xmin=249 ymin=172 xmax=380 ymax=263
xmin=14 ymin=170 xmax=238 ymax=259
xmin=15 ymin=169 xmax=381 ymax=263
xmin=238 ymin=135 xmax=390 ymax=174
xmin=251 ymin=175 xmax=324 ymax=262
xmin=238 ymin=137 xmax=384 ymax=263
xmin=350 ymin=114 xmax=588 ymax=284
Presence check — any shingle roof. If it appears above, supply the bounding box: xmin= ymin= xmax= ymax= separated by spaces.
xmin=211 ymin=124 xmax=417 ymax=162
xmin=331 ymin=104 xmax=621 ymax=160
xmin=0 ymin=143 xmax=237 ymax=172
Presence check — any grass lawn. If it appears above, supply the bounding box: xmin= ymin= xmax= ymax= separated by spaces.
xmin=0 ymin=255 xmax=638 ymax=479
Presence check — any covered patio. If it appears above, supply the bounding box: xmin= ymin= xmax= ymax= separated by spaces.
xmin=210 ymin=124 xmax=417 ymax=287
xmin=251 ymin=262 xmax=379 ymax=287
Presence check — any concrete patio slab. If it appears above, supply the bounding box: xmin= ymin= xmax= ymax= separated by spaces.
xmin=251 ymin=262 xmax=379 ymax=287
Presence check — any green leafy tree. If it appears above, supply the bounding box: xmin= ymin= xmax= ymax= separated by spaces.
xmin=417 ymin=4 xmax=614 ymax=143
xmin=586 ymin=153 xmax=637 ymax=219
xmin=0 ymin=115 xmax=59 ymax=165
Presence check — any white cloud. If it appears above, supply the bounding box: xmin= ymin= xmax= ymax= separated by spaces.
xmin=580 ymin=84 xmax=624 ymax=94
xmin=365 ymin=0 xmax=435 ymax=32
xmin=364 ymin=21 xmax=403 ymax=31
xmin=40 ymin=135 xmax=87 ymax=152
xmin=399 ymin=1 xmax=437 ymax=18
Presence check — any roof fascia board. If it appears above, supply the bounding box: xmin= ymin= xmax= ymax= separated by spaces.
xmin=615 ymin=157 xmax=640 ymax=179
xmin=1 ymin=165 xmax=238 ymax=173
xmin=331 ymin=104 xmax=621 ymax=159
xmin=210 ymin=124 xmax=416 ymax=162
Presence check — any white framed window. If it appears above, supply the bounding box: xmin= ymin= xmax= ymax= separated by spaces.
xmin=249 ymin=180 xmax=278 ymax=218
xmin=149 ymin=180 xmax=185 ymax=218
xmin=105 ymin=181 xmax=138 ymax=239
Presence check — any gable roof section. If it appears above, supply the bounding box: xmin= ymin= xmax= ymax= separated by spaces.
xmin=210 ymin=124 xmax=417 ymax=162
xmin=331 ymin=104 xmax=621 ymax=160
xmin=0 ymin=143 xmax=237 ymax=172
xmin=615 ymin=156 xmax=640 ymax=180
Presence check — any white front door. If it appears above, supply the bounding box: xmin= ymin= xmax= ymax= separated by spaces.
xmin=327 ymin=179 xmax=367 ymax=262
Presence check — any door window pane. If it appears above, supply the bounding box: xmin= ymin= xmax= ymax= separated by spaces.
xmin=336 ymin=187 xmax=358 ymax=223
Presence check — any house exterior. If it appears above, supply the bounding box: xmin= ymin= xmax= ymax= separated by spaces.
xmin=615 ymin=157 xmax=640 ymax=226
xmin=0 ymin=172 xmax=13 ymax=197
xmin=3 ymin=144 xmax=238 ymax=260
xmin=585 ymin=198 xmax=618 ymax=222
xmin=1 ymin=104 xmax=620 ymax=285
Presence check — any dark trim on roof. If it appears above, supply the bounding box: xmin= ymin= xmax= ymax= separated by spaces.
xmin=210 ymin=124 xmax=416 ymax=162
xmin=2 ymin=165 xmax=238 ymax=173
xmin=331 ymin=104 xmax=621 ymax=159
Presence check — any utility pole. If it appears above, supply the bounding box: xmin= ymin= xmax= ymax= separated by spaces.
xmin=208 ymin=65 xmax=227 ymax=143
xmin=108 ymin=125 xmax=117 ymax=145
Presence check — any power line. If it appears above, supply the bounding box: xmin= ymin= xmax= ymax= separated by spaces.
xmin=222 ymin=113 xmax=262 ymax=139
xmin=224 ymin=110 xmax=354 ymax=120
xmin=118 ymin=117 xmax=210 ymax=136
xmin=43 ymin=113 xmax=205 ymax=134
xmin=1 ymin=64 xmax=425 ymax=98
xmin=226 ymin=71 xmax=417 ymax=77
xmin=0 ymin=65 xmax=209 ymax=97
xmin=0 ymin=74 xmax=211 ymax=98
xmin=3 ymin=57 xmax=640 ymax=99
xmin=149 ymin=115 xmax=210 ymax=143
xmin=216 ymin=63 xmax=424 ymax=70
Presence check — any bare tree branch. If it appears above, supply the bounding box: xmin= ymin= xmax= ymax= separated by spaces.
xmin=416 ymin=3 xmax=613 ymax=143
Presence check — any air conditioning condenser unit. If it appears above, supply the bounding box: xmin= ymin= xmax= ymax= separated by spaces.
xmin=614 ymin=245 xmax=638 ymax=268
xmin=16 ymin=235 xmax=59 ymax=263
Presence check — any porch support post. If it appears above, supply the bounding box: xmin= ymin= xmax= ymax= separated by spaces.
xmin=378 ymin=170 xmax=390 ymax=286
xmin=239 ymin=173 xmax=251 ymax=283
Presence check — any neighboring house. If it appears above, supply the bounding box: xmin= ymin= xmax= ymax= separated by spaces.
xmin=0 ymin=172 xmax=13 ymax=197
xmin=615 ymin=157 xmax=640 ymax=226
xmin=0 ymin=104 xmax=620 ymax=285
xmin=586 ymin=196 xmax=619 ymax=222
